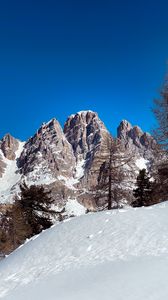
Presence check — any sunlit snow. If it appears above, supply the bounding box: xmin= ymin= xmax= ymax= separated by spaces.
xmin=1 ymin=202 xmax=168 ymax=299
xmin=65 ymin=198 xmax=86 ymax=216
xmin=135 ymin=157 xmax=148 ymax=170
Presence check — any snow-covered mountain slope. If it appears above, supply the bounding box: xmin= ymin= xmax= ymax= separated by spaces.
xmin=1 ymin=202 xmax=168 ymax=299
xmin=0 ymin=141 xmax=25 ymax=203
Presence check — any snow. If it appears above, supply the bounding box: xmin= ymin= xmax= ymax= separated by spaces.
xmin=57 ymin=159 xmax=85 ymax=189
xmin=0 ymin=142 xmax=25 ymax=203
xmin=135 ymin=157 xmax=148 ymax=170
xmin=77 ymin=110 xmax=95 ymax=115
xmin=69 ymin=110 xmax=95 ymax=118
xmin=1 ymin=202 xmax=168 ymax=299
xmin=75 ymin=159 xmax=85 ymax=180
xmin=26 ymin=165 xmax=56 ymax=186
xmin=57 ymin=175 xmax=78 ymax=190
xmin=65 ymin=198 xmax=86 ymax=216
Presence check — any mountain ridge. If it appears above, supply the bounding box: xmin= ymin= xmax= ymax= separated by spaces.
xmin=0 ymin=110 xmax=158 ymax=212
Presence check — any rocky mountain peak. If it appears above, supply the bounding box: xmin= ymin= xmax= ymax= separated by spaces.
xmin=117 ymin=120 xmax=156 ymax=157
xmin=64 ymin=110 xmax=110 ymax=161
xmin=0 ymin=133 xmax=19 ymax=160
xmin=117 ymin=120 xmax=132 ymax=139
xmin=18 ymin=118 xmax=75 ymax=181
xmin=129 ymin=126 xmax=143 ymax=139
xmin=36 ymin=118 xmax=60 ymax=138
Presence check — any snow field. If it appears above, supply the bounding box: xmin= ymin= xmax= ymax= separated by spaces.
xmin=1 ymin=202 xmax=168 ymax=299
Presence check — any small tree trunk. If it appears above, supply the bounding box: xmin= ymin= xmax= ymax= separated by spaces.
xmin=108 ymin=150 xmax=112 ymax=210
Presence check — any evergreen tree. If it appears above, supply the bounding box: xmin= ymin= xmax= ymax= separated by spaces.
xmin=10 ymin=200 xmax=32 ymax=248
xmin=0 ymin=209 xmax=15 ymax=256
xmin=132 ymin=169 xmax=153 ymax=207
xmin=17 ymin=182 xmax=55 ymax=235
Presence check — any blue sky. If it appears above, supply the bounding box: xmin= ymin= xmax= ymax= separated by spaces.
xmin=0 ymin=0 xmax=168 ymax=140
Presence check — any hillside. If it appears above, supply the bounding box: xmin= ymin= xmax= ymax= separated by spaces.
xmin=0 ymin=202 xmax=168 ymax=299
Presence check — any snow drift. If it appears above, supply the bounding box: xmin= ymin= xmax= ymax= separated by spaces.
xmin=1 ymin=202 xmax=168 ymax=299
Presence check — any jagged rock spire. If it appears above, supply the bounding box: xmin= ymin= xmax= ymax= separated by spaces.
xmin=0 ymin=133 xmax=19 ymax=160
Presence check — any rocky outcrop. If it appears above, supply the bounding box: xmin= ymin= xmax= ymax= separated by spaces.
xmin=64 ymin=111 xmax=112 ymax=186
xmin=18 ymin=118 xmax=76 ymax=181
xmin=117 ymin=120 xmax=157 ymax=158
xmin=0 ymin=134 xmax=19 ymax=178
xmin=0 ymin=157 xmax=6 ymax=178
xmin=64 ymin=111 xmax=109 ymax=159
xmin=0 ymin=134 xmax=19 ymax=160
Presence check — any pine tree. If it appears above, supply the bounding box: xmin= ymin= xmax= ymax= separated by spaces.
xmin=132 ymin=169 xmax=153 ymax=207
xmin=0 ymin=209 xmax=15 ymax=256
xmin=17 ymin=182 xmax=55 ymax=235
xmin=10 ymin=200 xmax=32 ymax=249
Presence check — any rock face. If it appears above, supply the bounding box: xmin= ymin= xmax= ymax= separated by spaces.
xmin=0 ymin=134 xmax=19 ymax=178
xmin=0 ymin=134 xmax=19 ymax=160
xmin=64 ymin=111 xmax=111 ymax=188
xmin=18 ymin=118 xmax=76 ymax=183
xmin=117 ymin=120 xmax=157 ymax=158
xmin=0 ymin=157 xmax=6 ymax=178
xmin=64 ymin=111 xmax=109 ymax=159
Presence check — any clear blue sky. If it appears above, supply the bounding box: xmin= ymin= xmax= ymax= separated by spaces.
xmin=0 ymin=0 xmax=168 ymax=140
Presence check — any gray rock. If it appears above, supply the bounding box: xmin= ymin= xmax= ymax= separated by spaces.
xmin=0 ymin=134 xmax=19 ymax=160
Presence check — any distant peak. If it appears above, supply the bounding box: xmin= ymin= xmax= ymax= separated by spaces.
xmin=0 ymin=133 xmax=20 ymax=160
xmin=1 ymin=133 xmax=19 ymax=143
xmin=132 ymin=125 xmax=144 ymax=136
xmin=117 ymin=120 xmax=132 ymax=137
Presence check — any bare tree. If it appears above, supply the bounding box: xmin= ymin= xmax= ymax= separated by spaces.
xmin=152 ymin=74 xmax=168 ymax=200
xmin=153 ymin=75 xmax=168 ymax=150
xmin=96 ymin=137 xmax=133 ymax=210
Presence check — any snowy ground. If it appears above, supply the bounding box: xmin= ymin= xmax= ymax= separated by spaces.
xmin=1 ymin=202 xmax=168 ymax=299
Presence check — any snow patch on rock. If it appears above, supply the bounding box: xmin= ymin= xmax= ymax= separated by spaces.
xmin=0 ymin=141 xmax=25 ymax=203
xmin=58 ymin=159 xmax=85 ymax=190
xmin=65 ymin=199 xmax=86 ymax=216
xmin=135 ymin=157 xmax=148 ymax=170
xmin=65 ymin=198 xmax=86 ymax=216
xmin=26 ymin=165 xmax=56 ymax=186
xmin=75 ymin=159 xmax=85 ymax=180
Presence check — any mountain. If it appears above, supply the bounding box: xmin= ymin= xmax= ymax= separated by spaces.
xmin=117 ymin=120 xmax=157 ymax=157
xmin=0 ymin=202 xmax=168 ymax=300
xmin=0 ymin=110 xmax=158 ymax=211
